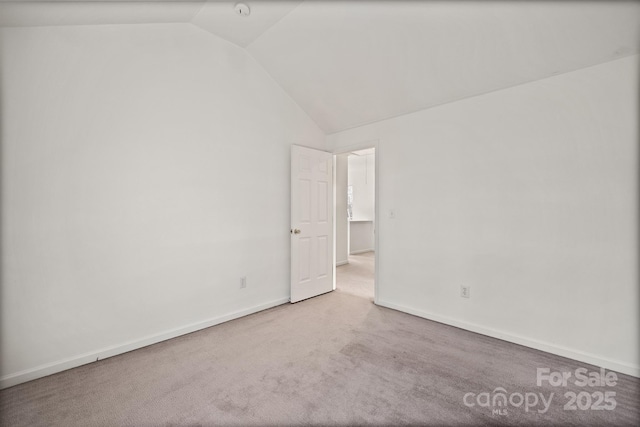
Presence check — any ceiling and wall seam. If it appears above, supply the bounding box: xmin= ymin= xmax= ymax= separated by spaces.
xmin=246 ymin=1 xmax=640 ymax=133
xmin=189 ymin=1 xmax=304 ymax=48
xmin=187 ymin=0 xmax=208 ymax=25
xmin=187 ymin=21 xmax=253 ymax=52
xmin=244 ymin=0 xmax=304 ymax=50
xmin=325 ymin=52 xmax=640 ymax=136
xmin=244 ymin=47 xmax=328 ymax=136
xmin=184 ymin=15 xmax=327 ymax=134
xmin=2 ymin=1 xmax=638 ymax=135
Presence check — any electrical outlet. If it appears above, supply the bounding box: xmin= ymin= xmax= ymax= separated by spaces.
xmin=240 ymin=276 xmax=247 ymax=289
xmin=461 ymin=286 xmax=470 ymax=298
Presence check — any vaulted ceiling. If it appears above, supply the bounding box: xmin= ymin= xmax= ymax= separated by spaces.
xmin=2 ymin=1 xmax=639 ymax=134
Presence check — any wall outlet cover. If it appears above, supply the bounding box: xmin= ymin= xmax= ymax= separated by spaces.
xmin=461 ymin=286 xmax=470 ymax=298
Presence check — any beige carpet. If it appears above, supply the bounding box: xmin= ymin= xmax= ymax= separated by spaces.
xmin=1 ymin=277 xmax=639 ymax=425
xmin=336 ymin=252 xmax=375 ymax=300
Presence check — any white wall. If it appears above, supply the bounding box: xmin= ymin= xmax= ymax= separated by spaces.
xmin=0 ymin=23 xmax=326 ymax=387
xmin=335 ymin=154 xmax=349 ymax=265
xmin=328 ymin=56 xmax=639 ymax=376
xmin=349 ymin=222 xmax=375 ymax=255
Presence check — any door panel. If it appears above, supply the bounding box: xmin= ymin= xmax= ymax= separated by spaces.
xmin=291 ymin=145 xmax=333 ymax=303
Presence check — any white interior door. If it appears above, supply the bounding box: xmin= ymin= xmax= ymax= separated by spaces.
xmin=291 ymin=145 xmax=334 ymax=303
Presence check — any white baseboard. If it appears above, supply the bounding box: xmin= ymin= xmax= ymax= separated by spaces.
xmin=336 ymin=260 xmax=349 ymax=266
xmin=349 ymin=249 xmax=374 ymax=255
xmin=0 ymin=297 xmax=290 ymax=389
xmin=376 ymin=299 xmax=640 ymax=378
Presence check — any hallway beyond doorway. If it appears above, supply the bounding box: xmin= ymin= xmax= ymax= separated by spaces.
xmin=336 ymin=251 xmax=374 ymax=300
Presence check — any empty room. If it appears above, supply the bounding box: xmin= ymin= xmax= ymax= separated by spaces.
xmin=1 ymin=1 xmax=639 ymax=426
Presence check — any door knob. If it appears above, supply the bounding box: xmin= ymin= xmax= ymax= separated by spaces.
xmin=291 ymin=228 xmax=301 ymax=234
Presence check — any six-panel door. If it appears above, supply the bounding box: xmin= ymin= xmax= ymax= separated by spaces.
xmin=291 ymin=145 xmax=333 ymax=303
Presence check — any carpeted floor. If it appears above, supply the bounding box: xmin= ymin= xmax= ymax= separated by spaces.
xmin=336 ymin=252 xmax=375 ymax=300
xmin=1 ymin=259 xmax=639 ymax=426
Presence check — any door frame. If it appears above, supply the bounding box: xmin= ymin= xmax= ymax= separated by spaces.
xmin=332 ymin=139 xmax=380 ymax=304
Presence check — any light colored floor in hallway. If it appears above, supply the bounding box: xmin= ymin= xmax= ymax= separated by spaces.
xmin=336 ymin=251 xmax=375 ymax=300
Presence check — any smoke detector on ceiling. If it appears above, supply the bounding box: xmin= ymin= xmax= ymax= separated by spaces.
xmin=234 ymin=3 xmax=251 ymax=17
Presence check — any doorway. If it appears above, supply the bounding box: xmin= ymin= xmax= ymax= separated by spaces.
xmin=334 ymin=146 xmax=377 ymax=301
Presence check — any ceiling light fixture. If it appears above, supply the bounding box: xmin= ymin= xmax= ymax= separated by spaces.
xmin=234 ymin=3 xmax=250 ymax=17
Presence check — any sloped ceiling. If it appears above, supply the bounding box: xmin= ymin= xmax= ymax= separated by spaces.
xmin=0 ymin=1 xmax=302 ymax=47
xmin=247 ymin=1 xmax=640 ymax=133
xmin=1 ymin=1 xmax=639 ymax=134
xmin=0 ymin=1 xmax=205 ymax=27
xmin=192 ymin=0 xmax=301 ymax=47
